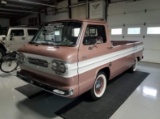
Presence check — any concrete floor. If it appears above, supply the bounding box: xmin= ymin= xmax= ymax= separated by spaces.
xmin=0 ymin=62 xmax=160 ymax=119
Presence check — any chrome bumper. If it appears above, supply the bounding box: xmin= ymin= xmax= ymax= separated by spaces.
xmin=17 ymin=71 xmax=73 ymax=97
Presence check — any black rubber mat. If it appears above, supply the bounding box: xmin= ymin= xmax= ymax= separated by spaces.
xmin=15 ymin=84 xmax=45 ymax=99
xmin=56 ymin=71 xmax=149 ymax=119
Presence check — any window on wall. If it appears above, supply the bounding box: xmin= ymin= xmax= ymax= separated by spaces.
xmin=147 ymin=27 xmax=160 ymax=34
xmin=128 ymin=27 xmax=141 ymax=35
xmin=111 ymin=28 xmax=122 ymax=35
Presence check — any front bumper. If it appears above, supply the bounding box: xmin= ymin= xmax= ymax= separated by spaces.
xmin=17 ymin=71 xmax=73 ymax=97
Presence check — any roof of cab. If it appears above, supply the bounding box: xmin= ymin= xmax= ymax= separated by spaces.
xmin=46 ymin=19 xmax=107 ymax=24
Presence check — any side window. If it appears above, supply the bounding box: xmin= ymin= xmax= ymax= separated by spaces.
xmin=83 ymin=25 xmax=106 ymax=45
xmin=28 ymin=29 xmax=38 ymax=36
xmin=11 ymin=29 xmax=24 ymax=36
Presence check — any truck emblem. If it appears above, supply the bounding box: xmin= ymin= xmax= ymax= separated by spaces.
xmin=92 ymin=4 xmax=100 ymax=9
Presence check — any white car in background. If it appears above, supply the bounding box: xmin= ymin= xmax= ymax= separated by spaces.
xmin=0 ymin=27 xmax=38 ymax=58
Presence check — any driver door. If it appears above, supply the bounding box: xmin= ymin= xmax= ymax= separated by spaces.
xmin=78 ymin=23 xmax=109 ymax=94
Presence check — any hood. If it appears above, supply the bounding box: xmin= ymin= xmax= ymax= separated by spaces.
xmin=18 ymin=44 xmax=78 ymax=63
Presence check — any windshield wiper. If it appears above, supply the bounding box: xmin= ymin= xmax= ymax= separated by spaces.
xmin=29 ymin=41 xmax=41 ymax=46
xmin=29 ymin=41 xmax=35 ymax=44
xmin=41 ymin=42 xmax=59 ymax=48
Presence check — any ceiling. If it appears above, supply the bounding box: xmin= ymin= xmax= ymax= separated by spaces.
xmin=0 ymin=0 xmax=63 ymax=19
xmin=0 ymin=0 xmax=135 ymax=19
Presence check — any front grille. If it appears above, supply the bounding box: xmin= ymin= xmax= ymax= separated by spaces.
xmin=28 ymin=57 xmax=48 ymax=67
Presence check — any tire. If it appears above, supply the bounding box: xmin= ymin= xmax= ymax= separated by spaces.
xmin=0 ymin=48 xmax=5 ymax=60
xmin=0 ymin=60 xmax=18 ymax=73
xmin=129 ymin=58 xmax=137 ymax=72
xmin=90 ymin=72 xmax=107 ymax=100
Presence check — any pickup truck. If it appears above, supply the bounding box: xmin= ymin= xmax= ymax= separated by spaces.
xmin=17 ymin=19 xmax=144 ymax=100
xmin=0 ymin=27 xmax=38 ymax=58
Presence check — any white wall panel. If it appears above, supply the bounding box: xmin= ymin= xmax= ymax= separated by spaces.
xmin=108 ymin=0 xmax=160 ymax=63
xmin=45 ymin=12 xmax=69 ymax=22
xmin=45 ymin=0 xmax=68 ymax=22
xmin=72 ymin=5 xmax=86 ymax=19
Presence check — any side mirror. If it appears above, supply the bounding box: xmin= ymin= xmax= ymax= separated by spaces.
xmin=10 ymin=34 xmax=14 ymax=41
xmin=1 ymin=35 xmax=6 ymax=40
xmin=88 ymin=38 xmax=98 ymax=50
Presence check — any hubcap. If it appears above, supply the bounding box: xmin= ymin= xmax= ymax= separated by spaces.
xmin=95 ymin=77 xmax=104 ymax=94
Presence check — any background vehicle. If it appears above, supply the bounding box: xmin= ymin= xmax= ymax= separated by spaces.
xmin=0 ymin=27 xmax=38 ymax=59
xmin=17 ymin=19 xmax=144 ymax=100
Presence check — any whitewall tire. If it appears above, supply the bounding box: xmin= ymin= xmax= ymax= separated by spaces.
xmin=90 ymin=72 xmax=107 ymax=100
xmin=130 ymin=58 xmax=137 ymax=72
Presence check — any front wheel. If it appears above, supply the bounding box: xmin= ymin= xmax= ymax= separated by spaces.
xmin=0 ymin=60 xmax=18 ymax=73
xmin=90 ymin=72 xmax=107 ymax=100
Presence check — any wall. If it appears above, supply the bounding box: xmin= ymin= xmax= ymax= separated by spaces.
xmin=45 ymin=0 xmax=68 ymax=22
xmin=0 ymin=18 xmax=9 ymax=27
xmin=108 ymin=0 xmax=160 ymax=63
xmin=71 ymin=0 xmax=87 ymax=19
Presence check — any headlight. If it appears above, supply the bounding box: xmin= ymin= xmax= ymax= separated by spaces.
xmin=58 ymin=63 xmax=66 ymax=73
xmin=52 ymin=62 xmax=58 ymax=71
xmin=16 ymin=53 xmax=26 ymax=64
xmin=52 ymin=60 xmax=67 ymax=74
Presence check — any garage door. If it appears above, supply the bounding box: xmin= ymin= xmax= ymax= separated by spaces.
xmin=108 ymin=0 xmax=160 ymax=63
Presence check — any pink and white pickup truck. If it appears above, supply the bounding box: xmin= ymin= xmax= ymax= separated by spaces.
xmin=17 ymin=19 xmax=144 ymax=100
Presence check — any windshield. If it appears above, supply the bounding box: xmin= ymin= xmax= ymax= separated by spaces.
xmin=31 ymin=21 xmax=82 ymax=46
xmin=0 ymin=27 xmax=8 ymax=35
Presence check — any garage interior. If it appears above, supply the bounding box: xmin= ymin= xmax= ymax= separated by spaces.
xmin=0 ymin=0 xmax=160 ymax=119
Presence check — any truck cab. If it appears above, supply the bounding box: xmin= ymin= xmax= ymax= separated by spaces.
xmin=0 ymin=27 xmax=38 ymax=58
xmin=17 ymin=19 xmax=143 ymax=100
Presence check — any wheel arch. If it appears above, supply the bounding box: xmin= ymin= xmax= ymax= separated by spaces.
xmin=98 ymin=67 xmax=110 ymax=80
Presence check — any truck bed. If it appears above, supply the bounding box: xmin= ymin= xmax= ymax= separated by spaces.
xmin=111 ymin=41 xmax=141 ymax=46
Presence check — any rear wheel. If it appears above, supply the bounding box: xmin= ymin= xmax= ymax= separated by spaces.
xmin=129 ymin=58 xmax=137 ymax=72
xmin=90 ymin=72 xmax=107 ymax=100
